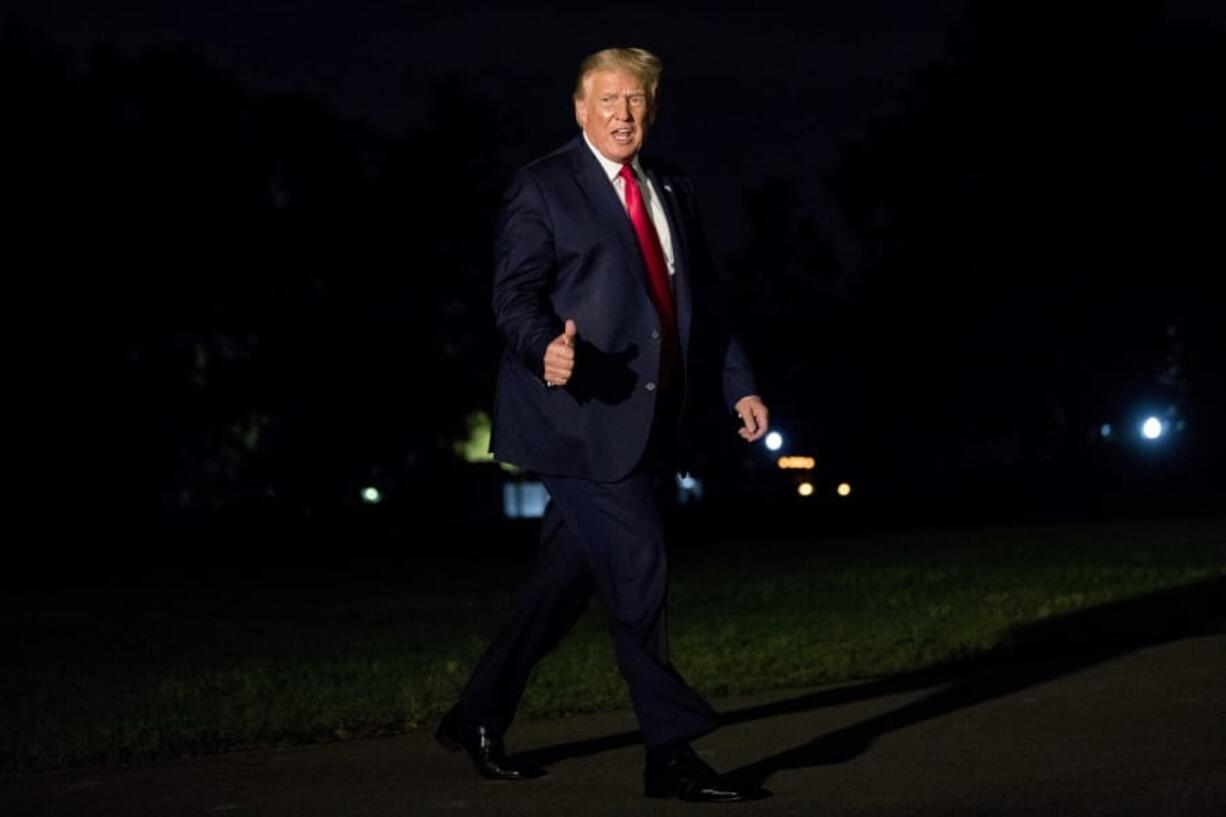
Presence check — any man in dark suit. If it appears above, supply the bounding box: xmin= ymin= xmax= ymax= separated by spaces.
xmin=435 ymin=47 xmax=770 ymax=803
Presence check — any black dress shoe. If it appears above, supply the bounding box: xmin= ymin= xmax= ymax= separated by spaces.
xmin=434 ymin=709 xmax=545 ymax=781
xmin=644 ymin=744 xmax=753 ymax=802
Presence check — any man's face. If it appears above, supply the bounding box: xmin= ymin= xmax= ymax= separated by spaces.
xmin=575 ymin=69 xmax=652 ymax=164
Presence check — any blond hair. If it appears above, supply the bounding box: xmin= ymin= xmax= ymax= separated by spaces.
xmin=573 ymin=47 xmax=663 ymax=105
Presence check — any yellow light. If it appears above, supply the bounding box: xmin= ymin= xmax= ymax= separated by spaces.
xmin=797 ymin=482 xmax=815 ymax=497
xmin=836 ymin=482 xmax=852 ymax=497
xmin=454 ymin=410 xmax=496 ymax=463
xmin=777 ymin=456 xmax=816 ymax=470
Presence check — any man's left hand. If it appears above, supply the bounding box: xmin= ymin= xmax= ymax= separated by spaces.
xmin=734 ymin=395 xmax=769 ymax=443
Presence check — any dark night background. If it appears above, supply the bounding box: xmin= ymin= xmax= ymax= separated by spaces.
xmin=7 ymin=1 xmax=1225 ymax=567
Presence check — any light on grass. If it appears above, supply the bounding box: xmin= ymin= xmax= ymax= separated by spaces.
xmin=836 ymin=482 xmax=852 ymax=497
xmin=765 ymin=431 xmax=783 ymax=451
xmin=797 ymin=481 xmax=814 ymax=497
xmin=361 ymin=486 xmax=382 ymax=504
xmin=11 ymin=515 xmax=1224 ymax=774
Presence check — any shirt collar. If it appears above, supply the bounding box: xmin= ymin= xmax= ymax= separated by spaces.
xmin=582 ymin=130 xmax=645 ymax=183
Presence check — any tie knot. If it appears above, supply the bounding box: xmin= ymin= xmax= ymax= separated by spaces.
xmin=619 ymin=163 xmax=638 ymax=185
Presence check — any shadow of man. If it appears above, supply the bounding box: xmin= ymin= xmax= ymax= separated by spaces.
xmin=722 ymin=575 xmax=1225 ymax=791
xmin=510 ymin=576 xmax=1225 ymax=792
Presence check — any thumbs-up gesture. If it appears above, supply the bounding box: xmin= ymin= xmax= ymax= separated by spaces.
xmin=543 ymin=319 xmax=577 ymax=387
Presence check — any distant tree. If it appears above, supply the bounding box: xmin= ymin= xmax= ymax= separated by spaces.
xmin=828 ymin=1 xmax=1226 ymax=483
xmin=5 ymin=22 xmax=517 ymax=516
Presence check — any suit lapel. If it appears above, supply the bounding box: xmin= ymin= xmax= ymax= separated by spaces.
xmin=569 ymin=138 xmax=695 ymax=358
xmin=647 ymin=167 xmax=694 ymax=356
xmin=568 ymin=138 xmax=643 ymax=279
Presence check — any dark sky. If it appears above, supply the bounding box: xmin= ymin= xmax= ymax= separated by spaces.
xmin=8 ymin=1 xmax=969 ymax=256
xmin=11 ymin=1 xmax=1224 ymax=255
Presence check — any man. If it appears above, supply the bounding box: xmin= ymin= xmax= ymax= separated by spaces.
xmin=435 ymin=47 xmax=770 ymax=803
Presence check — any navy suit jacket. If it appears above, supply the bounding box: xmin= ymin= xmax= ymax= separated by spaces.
xmin=490 ymin=135 xmax=758 ymax=482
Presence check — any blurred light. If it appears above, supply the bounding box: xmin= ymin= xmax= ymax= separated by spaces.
xmin=361 ymin=486 xmax=382 ymax=504
xmin=765 ymin=432 xmax=784 ymax=451
xmin=797 ymin=482 xmax=814 ymax=497
xmin=455 ymin=410 xmax=496 ymax=463
xmin=503 ymin=481 xmax=548 ymax=518
xmin=1100 ymin=423 xmax=1112 ymax=438
xmin=675 ymin=473 xmax=704 ymax=504
xmin=836 ymin=482 xmax=852 ymax=497
xmin=1141 ymin=417 xmax=1164 ymax=440
xmin=777 ymin=456 xmax=815 ymax=470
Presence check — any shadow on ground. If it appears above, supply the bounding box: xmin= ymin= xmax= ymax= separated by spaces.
xmin=509 ymin=575 xmax=1226 ymax=791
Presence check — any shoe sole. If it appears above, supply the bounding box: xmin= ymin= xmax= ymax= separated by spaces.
xmin=645 ymin=778 xmax=750 ymax=802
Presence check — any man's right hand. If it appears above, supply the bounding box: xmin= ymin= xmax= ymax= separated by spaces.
xmin=543 ymin=319 xmax=577 ymax=387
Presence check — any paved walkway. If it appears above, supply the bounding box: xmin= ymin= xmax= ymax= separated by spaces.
xmin=4 ymin=634 xmax=1223 ymax=816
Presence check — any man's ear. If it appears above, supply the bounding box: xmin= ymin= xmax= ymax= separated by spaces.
xmin=574 ymin=98 xmax=588 ymax=129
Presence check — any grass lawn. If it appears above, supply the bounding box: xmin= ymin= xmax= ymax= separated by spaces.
xmin=2 ymin=514 xmax=1223 ymax=773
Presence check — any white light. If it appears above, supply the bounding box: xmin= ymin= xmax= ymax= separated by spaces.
xmin=1100 ymin=423 xmax=1112 ymax=438
xmin=765 ymin=432 xmax=783 ymax=451
xmin=361 ymin=486 xmax=382 ymax=504
xmin=1141 ymin=417 xmax=1164 ymax=440
xmin=675 ymin=473 xmax=704 ymax=504
xmin=836 ymin=482 xmax=852 ymax=497
xmin=797 ymin=481 xmax=814 ymax=497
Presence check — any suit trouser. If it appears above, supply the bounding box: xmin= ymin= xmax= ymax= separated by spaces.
xmin=453 ymin=462 xmax=718 ymax=748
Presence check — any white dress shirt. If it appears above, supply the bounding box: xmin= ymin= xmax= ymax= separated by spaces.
xmin=582 ymin=132 xmax=676 ymax=279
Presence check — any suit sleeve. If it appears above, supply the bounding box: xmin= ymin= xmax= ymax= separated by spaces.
xmin=492 ymin=169 xmax=561 ymax=379
xmin=720 ymin=336 xmax=759 ymax=413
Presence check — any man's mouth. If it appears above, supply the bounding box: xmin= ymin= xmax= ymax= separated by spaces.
xmin=611 ymin=127 xmax=635 ymax=143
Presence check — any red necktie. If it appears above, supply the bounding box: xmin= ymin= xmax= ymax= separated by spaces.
xmin=619 ymin=163 xmax=678 ymax=389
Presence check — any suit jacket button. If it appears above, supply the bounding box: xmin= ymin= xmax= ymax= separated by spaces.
xmin=645 ymin=382 xmax=656 ymax=392
xmin=650 ymin=329 xmax=660 ymax=340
